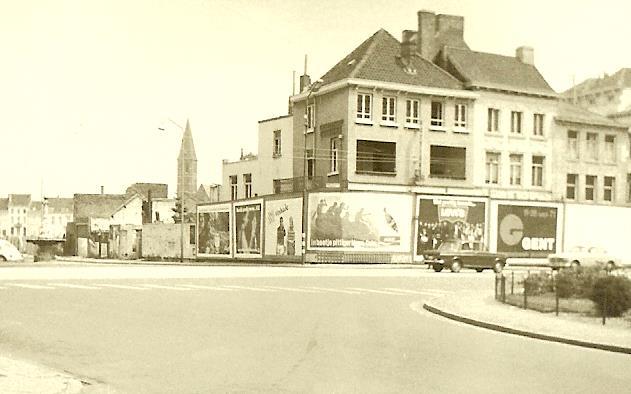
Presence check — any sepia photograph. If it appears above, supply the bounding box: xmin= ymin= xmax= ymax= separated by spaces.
xmin=1 ymin=0 xmax=631 ymax=392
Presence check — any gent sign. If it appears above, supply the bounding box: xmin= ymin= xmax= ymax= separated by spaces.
xmin=497 ymin=205 xmax=558 ymax=257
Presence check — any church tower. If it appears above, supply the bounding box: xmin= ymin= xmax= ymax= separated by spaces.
xmin=177 ymin=119 xmax=197 ymax=198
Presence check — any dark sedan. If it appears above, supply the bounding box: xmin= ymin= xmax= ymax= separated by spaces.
xmin=423 ymin=240 xmax=506 ymax=273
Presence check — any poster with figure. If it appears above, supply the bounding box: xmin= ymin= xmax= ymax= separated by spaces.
xmin=234 ymin=200 xmax=262 ymax=257
xmin=495 ymin=203 xmax=559 ymax=257
xmin=264 ymin=197 xmax=302 ymax=257
xmin=308 ymin=192 xmax=412 ymax=252
xmin=415 ymin=196 xmax=487 ymax=258
xmin=197 ymin=203 xmax=232 ymax=257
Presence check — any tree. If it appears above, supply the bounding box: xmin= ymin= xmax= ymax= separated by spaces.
xmin=172 ymin=197 xmax=195 ymax=224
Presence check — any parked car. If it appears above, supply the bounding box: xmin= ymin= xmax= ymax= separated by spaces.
xmin=423 ymin=239 xmax=506 ymax=273
xmin=547 ymin=246 xmax=621 ymax=271
xmin=0 ymin=239 xmax=23 ymax=262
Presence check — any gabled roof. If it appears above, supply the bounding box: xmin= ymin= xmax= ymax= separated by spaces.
xmin=126 ymin=183 xmax=168 ymax=201
xmin=74 ymin=194 xmax=139 ymax=219
xmin=441 ymin=46 xmax=556 ymax=97
xmin=44 ymin=197 xmax=74 ymax=213
xmin=0 ymin=198 xmax=8 ymax=210
xmin=555 ymin=102 xmax=628 ymax=129
xmin=8 ymin=194 xmax=31 ymax=206
xmin=196 ymin=184 xmax=220 ymax=203
xmin=320 ymin=29 xmax=462 ymax=90
xmin=178 ymin=119 xmax=197 ymax=161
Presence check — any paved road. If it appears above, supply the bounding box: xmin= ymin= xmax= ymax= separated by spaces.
xmin=0 ymin=263 xmax=629 ymax=393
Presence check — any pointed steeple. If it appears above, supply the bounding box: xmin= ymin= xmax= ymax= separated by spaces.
xmin=178 ymin=119 xmax=197 ymax=161
xmin=177 ymin=119 xmax=198 ymax=198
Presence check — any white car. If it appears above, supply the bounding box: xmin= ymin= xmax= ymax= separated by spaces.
xmin=547 ymin=245 xmax=620 ymax=271
xmin=0 ymin=240 xmax=23 ymax=262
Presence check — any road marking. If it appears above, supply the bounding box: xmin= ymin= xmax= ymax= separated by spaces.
xmin=48 ymin=283 xmax=102 ymax=290
xmin=262 ymin=286 xmax=323 ymax=293
xmin=6 ymin=283 xmax=56 ymax=290
xmin=98 ymin=284 xmax=150 ymax=290
xmin=140 ymin=284 xmax=192 ymax=291
xmin=346 ymin=287 xmax=408 ymax=296
xmin=304 ymin=286 xmax=363 ymax=295
xmin=383 ymin=288 xmax=451 ymax=296
xmin=180 ymin=285 xmax=236 ymax=291
xmin=223 ymin=285 xmax=277 ymax=292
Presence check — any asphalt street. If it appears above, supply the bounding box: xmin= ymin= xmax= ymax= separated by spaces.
xmin=0 ymin=263 xmax=629 ymax=393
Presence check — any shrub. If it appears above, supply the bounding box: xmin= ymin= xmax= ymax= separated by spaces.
xmin=522 ymin=272 xmax=553 ymax=295
xmin=589 ymin=276 xmax=631 ymax=317
xmin=555 ymin=266 xmax=604 ymax=298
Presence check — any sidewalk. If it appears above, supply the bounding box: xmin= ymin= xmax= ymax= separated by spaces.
xmin=424 ymin=290 xmax=631 ymax=354
xmin=0 ymin=355 xmax=83 ymax=393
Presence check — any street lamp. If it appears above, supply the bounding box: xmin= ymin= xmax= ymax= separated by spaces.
xmin=302 ymin=79 xmax=323 ymax=263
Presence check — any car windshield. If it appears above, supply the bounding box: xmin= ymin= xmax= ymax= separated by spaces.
xmin=438 ymin=241 xmax=460 ymax=253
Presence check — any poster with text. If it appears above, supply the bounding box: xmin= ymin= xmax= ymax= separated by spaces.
xmin=308 ymin=192 xmax=412 ymax=252
xmin=415 ymin=196 xmax=487 ymax=256
xmin=234 ymin=201 xmax=262 ymax=257
xmin=264 ymin=197 xmax=302 ymax=257
xmin=496 ymin=204 xmax=558 ymax=257
xmin=197 ymin=203 xmax=232 ymax=258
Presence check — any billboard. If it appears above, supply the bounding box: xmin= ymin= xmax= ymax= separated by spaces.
xmin=264 ymin=197 xmax=302 ymax=257
xmin=415 ymin=196 xmax=487 ymax=256
xmin=234 ymin=201 xmax=263 ymax=258
xmin=496 ymin=203 xmax=558 ymax=257
xmin=308 ymin=192 xmax=412 ymax=252
xmin=197 ymin=203 xmax=232 ymax=257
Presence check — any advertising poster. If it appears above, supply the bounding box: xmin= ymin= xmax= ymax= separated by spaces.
xmin=415 ymin=197 xmax=486 ymax=256
xmin=496 ymin=204 xmax=558 ymax=257
xmin=264 ymin=197 xmax=302 ymax=257
xmin=234 ymin=201 xmax=262 ymax=257
xmin=197 ymin=204 xmax=232 ymax=257
xmin=308 ymin=192 xmax=412 ymax=252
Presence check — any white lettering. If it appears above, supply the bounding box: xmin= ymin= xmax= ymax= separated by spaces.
xmin=521 ymin=237 xmax=555 ymax=251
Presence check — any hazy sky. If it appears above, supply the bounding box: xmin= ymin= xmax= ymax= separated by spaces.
xmin=2 ymin=0 xmax=630 ymax=199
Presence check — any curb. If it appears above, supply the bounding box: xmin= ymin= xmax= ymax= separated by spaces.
xmin=422 ymin=302 xmax=631 ymax=355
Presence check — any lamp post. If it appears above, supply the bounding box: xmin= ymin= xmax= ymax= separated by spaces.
xmin=302 ymin=80 xmax=323 ymax=263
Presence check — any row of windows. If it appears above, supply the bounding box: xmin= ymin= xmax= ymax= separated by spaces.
xmin=485 ymin=153 xmax=545 ymax=187
xmin=229 ymin=174 xmax=253 ymax=200
xmin=566 ymin=174 xmax=621 ymax=202
xmin=1 ymin=228 xmax=27 ymax=236
xmin=567 ymin=130 xmax=618 ymax=162
xmin=487 ymin=108 xmax=545 ymax=136
xmin=356 ymin=93 xmax=467 ymax=130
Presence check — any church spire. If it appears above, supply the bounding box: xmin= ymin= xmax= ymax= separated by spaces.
xmin=177 ymin=119 xmax=198 ymax=198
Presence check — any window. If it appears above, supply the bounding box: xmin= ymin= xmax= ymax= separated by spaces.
xmin=273 ymin=179 xmax=281 ymax=194
xmin=604 ymin=176 xmax=615 ymax=202
xmin=273 ymin=130 xmax=281 ymax=156
xmin=429 ymin=145 xmax=466 ymax=180
xmin=531 ymin=155 xmax=544 ymax=187
xmin=244 ymin=173 xmax=252 ymax=198
xmin=509 ymin=154 xmax=523 ymax=186
xmin=307 ymin=149 xmax=315 ymax=179
xmin=586 ymin=133 xmax=598 ymax=160
xmin=487 ymin=108 xmax=499 ymax=132
xmin=381 ymin=96 xmax=396 ymax=123
xmin=189 ymin=225 xmax=196 ymax=245
xmin=566 ymin=174 xmax=578 ymax=200
xmin=604 ymin=135 xmax=616 ymax=162
xmin=567 ymin=130 xmax=579 ymax=159
xmin=585 ymin=175 xmax=596 ymax=201
xmin=405 ymin=99 xmax=420 ymax=126
xmin=430 ymin=101 xmax=444 ymax=129
xmin=356 ymin=93 xmax=372 ymax=121
xmin=306 ymin=104 xmax=315 ymax=130
xmin=23 ymin=228 xmax=26 ymax=236
xmin=230 ymin=175 xmax=238 ymax=200
xmin=511 ymin=111 xmax=522 ymax=134
xmin=533 ymin=113 xmax=544 ymax=136
xmin=329 ymin=138 xmax=339 ymax=174
xmin=356 ymin=140 xmax=396 ymax=174
xmin=485 ymin=152 xmax=500 ymax=184
xmin=10 ymin=228 xmax=14 ymax=235
xmin=454 ymin=103 xmax=467 ymax=130
xmin=627 ymin=174 xmax=631 ymax=202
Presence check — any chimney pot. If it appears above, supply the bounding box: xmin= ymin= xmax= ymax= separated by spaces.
xmin=516 ymin=46 xmax=534 ymax=65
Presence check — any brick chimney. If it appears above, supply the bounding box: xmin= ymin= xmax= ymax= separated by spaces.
xmin=100 ymin=186 xmax=104 ymax=195
xmin=401 ymin=30 xmax=417 ymax=60
xmin=299 ymin=54 xmax=312 ymax=93
xmin=516 ymin=46 xmax=534 ymax=65
xmin=436 ymin=14 xmax=464 ymax=36
xmin=417 ymin=10 xmax=436 ymax=60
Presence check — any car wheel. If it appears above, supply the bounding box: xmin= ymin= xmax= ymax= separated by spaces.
xmin=570 ymin=261 xmax=580 ymax=271
xmin=432 ymin=264 xmax=443 ymax=273
xmin=493 ymin=261 xmax=504 ymax=274
xmin=0 ymin=256 xmax=6 ymax=262
xmin=450 ymin=260 xmax=462 ymax=273
xmin=475 ymin=268 xmax=484 ymax=273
